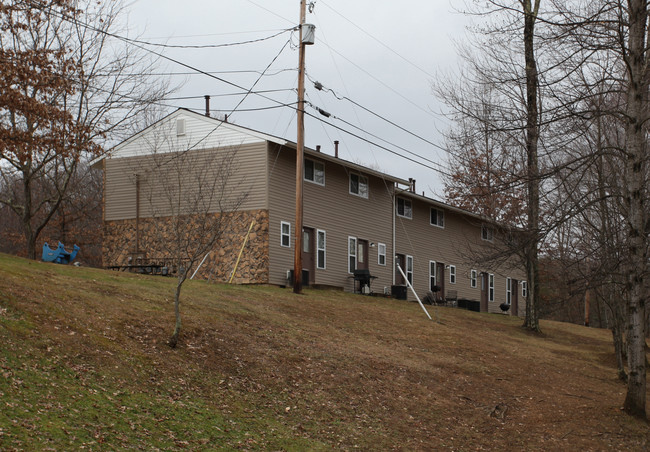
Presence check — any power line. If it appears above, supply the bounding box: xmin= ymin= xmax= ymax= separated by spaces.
xmin=319 ymin=0 xmax=436 ymax=80
xmin=306 ymin=74 xmax=448 ymax=153
xmin=245 ymin=0 xmax=296 ymax=26
xmin=303 ymin=110 xmax=454 ymax=179
xmin=112 ymin=27 xmax=294 ymax=49
xmin=317 ymin=40 xmax=438 ymax=120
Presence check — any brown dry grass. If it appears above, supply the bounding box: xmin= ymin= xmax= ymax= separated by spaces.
xmin=0 ymin=253 xmax=648 ymax=450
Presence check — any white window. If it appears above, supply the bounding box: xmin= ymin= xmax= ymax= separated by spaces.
xmin=317 ymin=230 xmax=326 ymax=269
xmin=429 ymin=261 xmax=437 ymax=290
xmin=378 ymin=243 xmax=386 ymax=266
xmin=482 ymin=225 xmax=494 ymax=242
xmin=406 ymin=255 xmax=413 ymax=285
xmin=281 ymin=221 xmax=291 ymax=247
xmin=522 ymin=281 xmax=528 ymax=298
xmin=430 ymin=208 xmax=445 ymax=228
xmin=397 ymin=197 xmax=412 ymax=219
xmin=176 ymin=118 xmax=186 ymax=136
xmin=489 ymin=274 xmax=495 ymax=302
xmin=304 ymin=159 xmax=325 ymax=185
xmin=506 ymin=277 xmax=512 ymax=305
xmin=349 ymin=173 xmax=368 ymax=198
xmin=449 ymin=265 xmax=456 ymax=284
xmin=348 ymin=237 xmax=357 ymax=273
xmin=470 ymin=269 xmax=477 ymax=288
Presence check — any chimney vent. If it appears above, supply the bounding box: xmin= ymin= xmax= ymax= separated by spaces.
xmin=204 ymin=95 xmax=210 ymax=117
xmin=316 ymin=145 xmax=321 ymax=152
xmin=334 ymin=140 xmax=339 ymax=158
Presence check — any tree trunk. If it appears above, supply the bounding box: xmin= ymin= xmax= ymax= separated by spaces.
xmin=169 ymin=272 xmax=184 ymax=348
xmin=611 ymin=298 xmax=628 ymax=382
xmin=522 ymin=0 xmax=542 ymax=332
xmin=622 ymin=0 xmax=648 ymax=419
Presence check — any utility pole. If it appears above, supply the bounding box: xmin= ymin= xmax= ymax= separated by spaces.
xmin=294 ymin=0 xmax=310 ymax=294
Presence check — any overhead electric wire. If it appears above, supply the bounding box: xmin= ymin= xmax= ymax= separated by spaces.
xmin=319 ymin=0 xmax=435 ymax=80
xmin=317 ymin=40 xmax=438 ymax=120
xmin=36 ymin=3 xmax=296 ymax=113
xmin=306 ymin=101 xmax=447 ymax=174
xmin=32 ymin=1 xmax=457 ymax=183
xmin=245 ymin=0 xmax=296 ymax=26
xmin=306 ymin=73 xmax=448 ymax=153
xmin=98 ymin=68 xmax=297 ymax=77
xmin=303 ymin=110 xmax=454 ymax=179
xmin=111 ymin=27 xmax=293 ymax=49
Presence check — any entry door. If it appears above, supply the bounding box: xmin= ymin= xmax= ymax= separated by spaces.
xmin=511 ymin=279 xmax=519 ymax=316
xmin=480 ymin=272 xmax=489 ymax=312
xmin=436 ymin=262 xmax=445 ymax=296
xmin=302 ymin=227 xmax=315 ymax=284
xmin=395 ymin=253 xmax=406 ymax=285
xmin=357 ymin=239 xmax=369 ymax=270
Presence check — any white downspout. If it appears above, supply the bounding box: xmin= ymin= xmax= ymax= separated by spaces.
xmin=392 ymin=185 xmax=396 ymax=286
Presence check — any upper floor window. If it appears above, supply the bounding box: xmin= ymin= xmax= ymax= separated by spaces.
xmin=430 ymin=208 xmax=445 ymax=228
xmin=349 ymin=173 xmax=368 ymax=198
xmin=304 ymin=159 xmax=325 ymax=185
xmin=397 ymin=197 xmax=412 ymax=219
xmin=482 ymin=225 xmax=494 ymax=242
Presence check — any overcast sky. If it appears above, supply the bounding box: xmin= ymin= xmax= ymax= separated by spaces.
xmin=124 ymin=0 xmax=469 ymax=197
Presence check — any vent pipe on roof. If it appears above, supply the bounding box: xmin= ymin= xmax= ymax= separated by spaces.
xmin=224 ymin=114 xmax=228 ymax=123
xmin=316 ymin=145 xmax=321 ymax=152
xmin=334 ymin=140 xmax=339 ymax=158
xmin=204 ymin=95 xmax=210 ymax=117
xmin=409 ymin=178 xmax=416 ymax=193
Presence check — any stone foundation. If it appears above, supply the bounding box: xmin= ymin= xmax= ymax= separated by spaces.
xmin=103 ymin=209 xmax=269 ymax=284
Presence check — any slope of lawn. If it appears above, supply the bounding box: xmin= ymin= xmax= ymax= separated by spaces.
xmin=0 ymin=253 xmax=647 ymax=450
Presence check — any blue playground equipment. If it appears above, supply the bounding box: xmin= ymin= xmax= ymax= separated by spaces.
xmin=42 ymin=242 xmax=80 ymax=264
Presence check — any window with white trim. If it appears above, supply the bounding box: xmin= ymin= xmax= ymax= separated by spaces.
xmin=304 ymin=159 xmax=325 ymax=185
xmin=506 ymin=277 xmax=512 ymax=305
xmin=522 ymin=281 xmax=528 ymax=298
xmin=470 ymin=269 xmax=477 ymax=288
xmin=348 ymin=237 xmax=357 ymax=273
xmin=406 ymin=255 xmax=413 ymax=285
xmin=489 ymin=274 xmax=495 ymax=302
xmin=349 ymin=173 xmax=368 ymax=198
xmin=397 ymin=197 xmax=412 ymax=219
xmin=281 ymin=222 xmax=291 ymax=247
xmin=449 ymin=265 xmax=456 ymax=284
xmin=316 ymin=230 xmax=326 ymax=269
xmin=430 ymin=208 xmax=445 ymax=228
xmin=482 ymin=225 xmax=494 ymax=242
xmin=378 ymin=243 xmax=386 ymax=266
xmin=429 ymin=261 xmax=437 ymax=290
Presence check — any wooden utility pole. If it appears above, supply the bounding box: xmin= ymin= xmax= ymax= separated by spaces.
xmin=293 ymin=0 xmax=307 ymax=294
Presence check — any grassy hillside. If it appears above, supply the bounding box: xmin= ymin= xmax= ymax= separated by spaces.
xmin=0 ymin=253 xmax=647 ymax=450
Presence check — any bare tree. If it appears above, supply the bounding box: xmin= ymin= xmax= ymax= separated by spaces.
xmin=0 ymin=0 xmax=169 ymax=259
xmin=135 ymin=123 xmax=248 ymax=348
xmin=437 ymin=0 xmax=545 ymax=331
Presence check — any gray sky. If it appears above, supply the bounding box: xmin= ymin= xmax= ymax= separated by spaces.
xmin=124 ymin=0 xmax=468 ymax=197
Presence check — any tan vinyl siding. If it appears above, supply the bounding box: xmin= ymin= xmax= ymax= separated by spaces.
xmin=268 ymin=144 xmax=394 ymax=291
xmin=105 ymin=142 xmax=268 ymax=221
xmin=395 ymin=196 xmax=526 ymax=314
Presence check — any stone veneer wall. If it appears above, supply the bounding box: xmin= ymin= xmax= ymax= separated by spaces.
xmin=103 ymin=209 xmax=269 ymax=284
